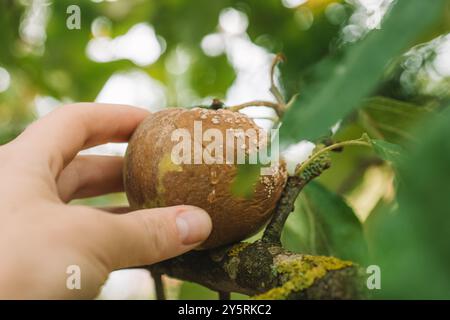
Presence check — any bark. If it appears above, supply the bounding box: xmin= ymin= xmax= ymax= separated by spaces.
xmin=149 ymin=240 xmax=365 ymax=299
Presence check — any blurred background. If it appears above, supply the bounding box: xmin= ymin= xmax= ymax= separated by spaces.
xmin=1 ymin=0 xmax=450 ymax=299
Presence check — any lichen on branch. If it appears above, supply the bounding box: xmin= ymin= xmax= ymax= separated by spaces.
xmin=254 ymin=254 xmax=354 ymax=299
xmin=149 ymin=240 xmax=365 ymax=299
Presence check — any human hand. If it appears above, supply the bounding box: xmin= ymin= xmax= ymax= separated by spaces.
xmin=0 ymin=103 xmax=212 ymax=299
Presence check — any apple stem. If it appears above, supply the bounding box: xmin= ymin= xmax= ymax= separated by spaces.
xmin=228 ymin=100 xmax=284 ymax=118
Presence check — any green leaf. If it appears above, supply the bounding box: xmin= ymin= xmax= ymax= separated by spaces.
xmin=370 ymin=139 xmax=404 ymax=165
xmin=280 ymin=0 xmax=446 ymax=143
xmin=230 ymin=127 xmax=280 ymax=198
xmin=282 ymin=181 xmax=367 ymax=264
xmin=359 ymin=96 xmax=433 ymax=143
xmin=231 ymin=163 xmax=261 ymax=198
xmin=369 ymin=106 xmax=450 ymax=298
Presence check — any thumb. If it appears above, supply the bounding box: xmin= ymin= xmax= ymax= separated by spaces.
xmin=84 ymin=205 xmax=212 ymax=270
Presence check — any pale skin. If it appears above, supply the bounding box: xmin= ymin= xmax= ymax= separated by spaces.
xmin=0 ymin=103 xmax=212 ymax=299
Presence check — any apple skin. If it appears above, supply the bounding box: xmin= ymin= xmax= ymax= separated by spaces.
xmin=124 ymin=107 xmax=287 ymax=249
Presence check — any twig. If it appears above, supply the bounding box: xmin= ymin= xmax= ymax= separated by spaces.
xmin=285 ymin=93 xmax=299 ymax=110
xmin=228 ymin=100 xmax=284 ymax=118
xmin=262 ymin=156 xmax=331 ymax=244
xmin=218 ymin=291 xmax=231 ymax=300
xmin=261 ymin=135 xmax=372 ymax=244
xmin=228 ymin=54 xmax=287 ymax=119
xmin=152 ymin=271 xmax=166 ymax=300
xmin=270 ymin=53 xmax=286 ymax=107
xmin=295 ymin=137 xmax=372 ymax=176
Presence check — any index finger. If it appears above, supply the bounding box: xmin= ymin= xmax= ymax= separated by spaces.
xmin=16 ymin=103 xmax=150 ymax=177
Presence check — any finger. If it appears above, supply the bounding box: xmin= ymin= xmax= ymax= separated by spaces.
xmin=16 ymin=103 xmax=149 ymax=177
xmin=75 ymin=205 xmax=212 ymax=270
xmin=96 ymin=206 xmax=132 ymax=214
xmin=57 ymin=155 xmax=124 ymax=202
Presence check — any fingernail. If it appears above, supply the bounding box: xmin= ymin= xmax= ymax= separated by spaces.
xmin=176 ymin=208 xmax=212 ymax=245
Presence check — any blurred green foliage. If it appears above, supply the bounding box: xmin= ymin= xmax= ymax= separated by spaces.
xmin=281 ymin=0 xmax=446 ymax=142
xmin=282 ymin=181 xmax=368 ymax=264
xmin=1 ymin=0 xmax=450 ymax=299
xmin=358 ymin=96 xmax=434 ymax=144
xmin=367 ymin=106 xmax=450 ymax=298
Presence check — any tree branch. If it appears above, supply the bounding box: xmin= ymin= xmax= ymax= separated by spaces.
xmin=148 ymin=241 xmax=365 ymax=299
xmin=262 ymin=154 xmax=331 ymax=244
